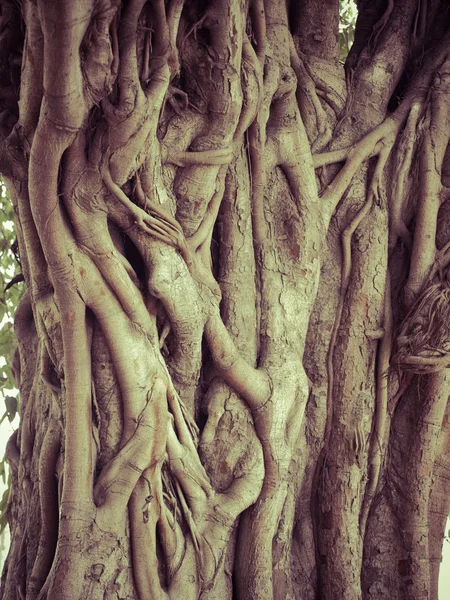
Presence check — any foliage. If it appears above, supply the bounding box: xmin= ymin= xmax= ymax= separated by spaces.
xmin=339 ymin=0 xmax=357 ymax=59
xmin=0 ymin=179 xmax=21 ymax=397
xmin=0 ymin=178 xmax=22 ymax=533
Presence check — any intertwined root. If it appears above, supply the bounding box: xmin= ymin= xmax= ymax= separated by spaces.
xmin=395 ymin=282 xmax=450 ymax=374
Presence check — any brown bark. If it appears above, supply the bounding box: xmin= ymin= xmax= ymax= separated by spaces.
xmin=1 ymin=1 xmax=450 ymax=599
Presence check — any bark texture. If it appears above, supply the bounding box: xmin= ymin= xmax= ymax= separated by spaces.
xmin=1 ymin=1 xmax=450 ymax=599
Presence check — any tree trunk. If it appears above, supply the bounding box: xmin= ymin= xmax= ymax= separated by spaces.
xmin=1 ymin=1 xmax=450 ymax=599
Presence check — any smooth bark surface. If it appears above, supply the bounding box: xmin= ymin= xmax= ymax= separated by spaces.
xmin=1 ymin=1 xmax=450 ymax=599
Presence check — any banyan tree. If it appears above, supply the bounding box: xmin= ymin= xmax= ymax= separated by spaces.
xmin=0 ymin=0 xmax=450 ymax=598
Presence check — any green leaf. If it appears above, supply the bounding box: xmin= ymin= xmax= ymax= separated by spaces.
xmin=0 ymin=511 xmax=8 ymax=534
xmin=4 ymin=395 xmax=17 ymax=414
xmin=339 ymin=0 xmax=357 ymax=60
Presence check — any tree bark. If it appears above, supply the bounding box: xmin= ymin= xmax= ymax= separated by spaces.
xmin=1 ymin=1 xmax=450 ymax=599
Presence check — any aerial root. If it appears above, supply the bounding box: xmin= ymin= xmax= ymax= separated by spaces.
xmin=93 ymin=379 xmax=169 ymax=514
xmin=130 ymin=468 xmax=169 ymax=600
xmin=249 ymin=0 xmax=266 ymax=64
xmin=165 ymin=85 xmax=189 ymax=115
xmin=161 ymin=145 xmax=233 ymax=167
xmin=103 ymin=163 xmax=194 ymax=268
xmin=289 ymin=35 xmax=331 ymax=150
xmin=429 ymin=239 xmax=450 ymax=281
xmin=394 ymin=281 xmax=450 ymax=374
xmin=389 ymin=103 xmax=421 ymax=251
xmin=187 ymin=165 xmax=227 ymax=251
xmin=370 ymin=0 xmax=394 ymax=51
xmin=360 ymin=270 xmax=392 ymax=535
xmin=319 ymin=141 xmax=393 ymax=543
